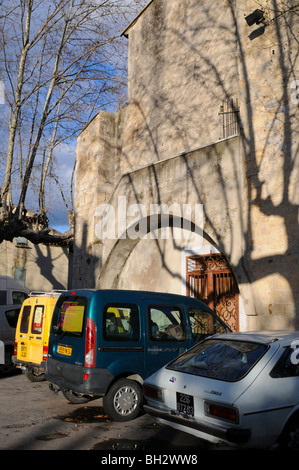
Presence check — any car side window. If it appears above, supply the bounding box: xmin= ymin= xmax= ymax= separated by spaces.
xmin=188 ymin=308 xmax=227 ymax=341
xmin=12 ymin=291 xmax=28 ymax=305
xmin=0 ymin=291 xmax=7 ymax=305
xmin=5 ymin=308 xmax=21 ymax=328
xmin=148 ymin=305 xmax=186 ymax=342
xmin=270 ymin=347 xmax=299 ymax=378
xmin=103 ymin=304 xmax=140 ymax=342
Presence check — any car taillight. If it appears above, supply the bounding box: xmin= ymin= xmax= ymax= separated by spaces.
xmin=143 ymin=384 xmax=164 ymax=402
xmin=14 ymin=341 xmax=17 ymax=355
xmin=205 ymin=402 xmax=238 ymax=423
xmin=43 ymin=345 xmax=48 ymax=361
xmin=85 ymin=317 xmax=96 ymax=368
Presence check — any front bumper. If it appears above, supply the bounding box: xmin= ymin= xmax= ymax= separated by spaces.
xmin=144 ymin=404 xmax=251 ymax=445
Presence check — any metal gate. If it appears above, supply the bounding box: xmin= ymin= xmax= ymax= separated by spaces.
xmin=186 ymin=253 xmax=239 ymax=332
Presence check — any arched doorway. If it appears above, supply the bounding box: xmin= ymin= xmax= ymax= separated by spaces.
xmin=186 ymin=253 xmax=239 ymax=332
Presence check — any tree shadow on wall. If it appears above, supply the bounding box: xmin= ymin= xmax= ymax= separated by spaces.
xmin=72 ymin=221 xmax=100 ymax=289
xmin=96 ymin=0 xmax=298 ymax=327
xmin=34 ymin=244 xmax=68 ymax=290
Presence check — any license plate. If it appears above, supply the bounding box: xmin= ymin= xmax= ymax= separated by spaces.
xmin=57 ymin=345 xmax=72 ymax=356
xmin=20 ymin=345 xmax=27 ymax=358
xmin=176 ymin=392 xmax=194 ymax=417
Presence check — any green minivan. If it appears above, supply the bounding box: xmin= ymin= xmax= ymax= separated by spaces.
xmin=46 ymin=289 xmax=230 ymax=421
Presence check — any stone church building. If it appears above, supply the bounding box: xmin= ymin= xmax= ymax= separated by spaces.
xmin=72 ymin=0 xmax=299 ymax=332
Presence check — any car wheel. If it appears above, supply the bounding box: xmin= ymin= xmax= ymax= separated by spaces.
xmin=278 ymin=417 xmax=299 ymax=450
xmin=103 ymin=378 xmax=142 ymax=422
xmin=62 ymin=389 xmax=92 ymax=404
xmin=25 ymin=368 xmax=46 ymax=382
xmin=0 ymin=349 xmax=16 ymax=376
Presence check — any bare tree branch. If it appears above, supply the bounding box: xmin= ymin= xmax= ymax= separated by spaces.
xmin=0 ymin=0 xmax=146 ymax=246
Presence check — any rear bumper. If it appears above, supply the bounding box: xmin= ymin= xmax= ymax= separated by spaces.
xmin=45 ymin=357 xmax=114 ymax=396
xmin=12 ymin=356 xmax=46 ymax=371
xmin=144 ymin=404 xmax=251 ymax=445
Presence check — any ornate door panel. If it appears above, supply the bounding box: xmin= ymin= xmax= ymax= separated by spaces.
xmin=186 ymin=254 xmax=239 ymax=332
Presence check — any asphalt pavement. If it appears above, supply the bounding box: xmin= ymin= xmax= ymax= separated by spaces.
xmin=0 ymin=371 xmax=226 ymax=452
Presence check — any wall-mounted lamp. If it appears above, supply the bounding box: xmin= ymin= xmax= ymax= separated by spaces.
xmin=245 ymin=9 xmax=267 ymax=40
xmin=245 ymin=9 xmax=265 ymax=26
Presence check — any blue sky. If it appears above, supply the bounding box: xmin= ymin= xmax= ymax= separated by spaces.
xmin=0 ymin=0 xmax=149 ymax=234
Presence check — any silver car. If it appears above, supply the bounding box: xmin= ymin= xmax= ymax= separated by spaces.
xmin=143 ymin=331 xmax=299 ymax=449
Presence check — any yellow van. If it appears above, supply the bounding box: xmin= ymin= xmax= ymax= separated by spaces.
xmin=13 ymin=291 xmax=63 ymax=382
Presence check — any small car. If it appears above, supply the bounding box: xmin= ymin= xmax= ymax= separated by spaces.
xmin=46 ymin=289 xmax=230 ymax=421
xmin=143 ymin=330 xmax=299 ymax=449
xmin=13 ymin=291 xmax=63 ymax=381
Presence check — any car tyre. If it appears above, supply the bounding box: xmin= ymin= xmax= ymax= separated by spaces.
xmin=103 ymin=378 xmax=142 ymax=422
xmin=25 ymin=368 xmax=46 ymax=382
xmin=278 ymin=416 xmax=299 ymax=450
xmin=0 ymin=348 xmax=17 ymax=376
xmin=62 ymin=389 xmax=92 ymax=404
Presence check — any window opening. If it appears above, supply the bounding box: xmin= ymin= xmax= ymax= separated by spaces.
xmin=219 ymin=98 xmax=240 ymax=139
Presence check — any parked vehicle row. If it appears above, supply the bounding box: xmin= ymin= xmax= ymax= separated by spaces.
xmin=4 ymin=283 xmax=299 ymax=449
xmin=45 ymin=289 xmax=229 ymax=421
xmin=12 ymin=288 xmax=229 ymax=421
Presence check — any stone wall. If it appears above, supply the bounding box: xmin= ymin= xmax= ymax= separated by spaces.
xmin=121 ymin=0 xmax=239 ymax=172
xmin=73 ymin=111 xmax=116 ymax=288
xmin=96 ymin=136 xmax=255 ymax=331
xmin=235 ymin=0 xmax=299 ymax=329
xmin=0 ymin=239 xmax=70 ymax=291
xmin=74 ymin=0 xmax=299 ymax=330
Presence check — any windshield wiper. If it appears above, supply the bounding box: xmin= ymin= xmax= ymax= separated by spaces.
xmin=58 ymin=330 xmax=66 ymax=341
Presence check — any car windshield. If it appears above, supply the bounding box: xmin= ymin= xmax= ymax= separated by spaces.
xmin=167 ymin=338 xmax=267 ymax=382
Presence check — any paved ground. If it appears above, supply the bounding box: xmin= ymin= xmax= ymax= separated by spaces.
xmin=0 ymin=371 xmax=228 ymax=452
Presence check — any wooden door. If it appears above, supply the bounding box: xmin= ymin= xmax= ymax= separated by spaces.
xmin=186 ymin=254 xmax=239 ymax=332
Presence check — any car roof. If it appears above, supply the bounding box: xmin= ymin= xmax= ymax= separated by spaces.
xmin=213 ymin=330 xmax=299 ymax=345
xmin=60 ymin=289 xmax=213 ymax=305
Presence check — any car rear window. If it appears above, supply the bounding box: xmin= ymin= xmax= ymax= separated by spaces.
xmin=168 ymin=338 xmax=267 ymax=381
xmin=51 ymin=296 xmax=88 ymax=337
xmin=31 ymin=305 xmax=44 ymax=334
xmin=20 ymin=305 xmax=31 ymax=333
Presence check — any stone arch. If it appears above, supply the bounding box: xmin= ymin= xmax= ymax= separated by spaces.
xmin=97 ymin=213 xmax=218 ymax=289
xmin=95 ymin=137 xmax=257 ymax=321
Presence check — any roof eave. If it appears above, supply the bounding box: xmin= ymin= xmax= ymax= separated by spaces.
xmin=121 ymin=0 xmax=156 ymax=38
